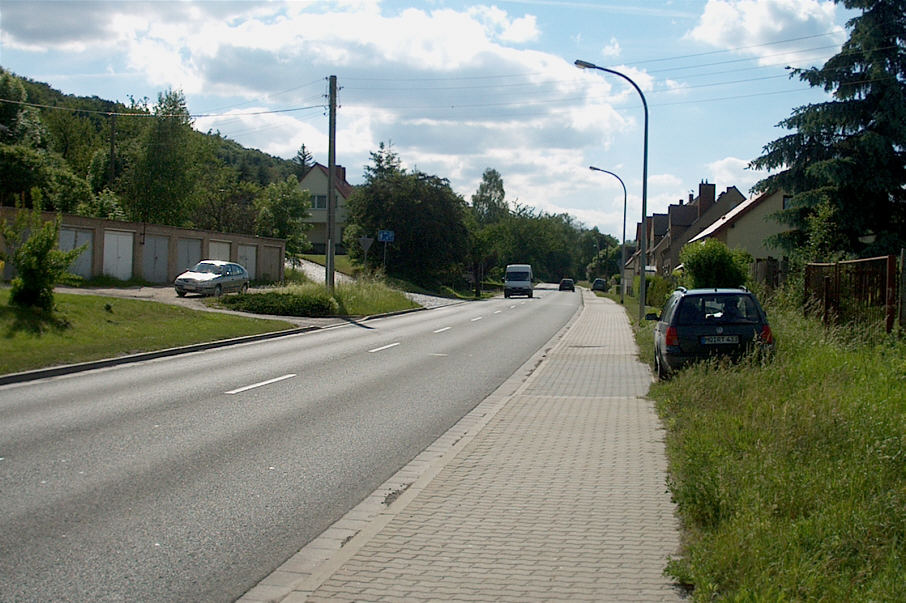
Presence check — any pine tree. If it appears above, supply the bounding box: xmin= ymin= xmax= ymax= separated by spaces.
xmin=292 ymin=144 xmax=314 ymax=179
xmin=751 ymin=0 xmax=906 ymax=256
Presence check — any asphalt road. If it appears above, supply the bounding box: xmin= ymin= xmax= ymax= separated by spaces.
xmin=0 ymin=285 xmax=580 ymax=601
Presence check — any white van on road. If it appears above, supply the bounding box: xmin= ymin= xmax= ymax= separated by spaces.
xmin=504 ymin=264 xmax=533 ymax=298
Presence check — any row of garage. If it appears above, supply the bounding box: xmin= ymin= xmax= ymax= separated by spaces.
xmin=2 ymin=209 xmax=285 ymax=285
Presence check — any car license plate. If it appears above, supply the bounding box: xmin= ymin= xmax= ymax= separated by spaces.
xmin=702 ymin=335 xmax=738 ymax=345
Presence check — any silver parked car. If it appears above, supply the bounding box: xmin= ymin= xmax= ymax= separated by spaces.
xmin=175 ymin=260 xmax=249 ymax=297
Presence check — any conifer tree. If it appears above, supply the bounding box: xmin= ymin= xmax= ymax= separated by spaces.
xmin=751 ymin=0 xmax=906 ymax=256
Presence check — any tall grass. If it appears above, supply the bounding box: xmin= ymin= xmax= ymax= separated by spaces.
xmin=645 ymin=305 xmax=906 ymax=600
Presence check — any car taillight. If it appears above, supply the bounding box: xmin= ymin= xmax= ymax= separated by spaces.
xmin=665 ymin=326 xmax=679 ymax=347
xmin=760 ymin=325 xmax=773 ymax=345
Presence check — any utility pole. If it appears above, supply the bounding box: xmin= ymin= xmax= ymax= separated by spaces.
xmin=108 ymin=113 xmax=116 ymax=186
xmin=326 ymin=75 xmax=337 ymax=292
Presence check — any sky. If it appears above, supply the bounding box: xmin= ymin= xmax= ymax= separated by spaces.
xmin=0 ymin=0 xmax=852 ymax=240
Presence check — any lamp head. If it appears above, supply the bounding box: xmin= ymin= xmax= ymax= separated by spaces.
xmin=574 ymin=59 xmax=597 ymax=70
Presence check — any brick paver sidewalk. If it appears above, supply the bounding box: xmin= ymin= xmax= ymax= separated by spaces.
xmin=241 ymin=291 xmax=683 ymax=602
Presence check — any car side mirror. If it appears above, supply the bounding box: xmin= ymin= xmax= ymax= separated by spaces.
xmin=644 ymin=312 xmax=659 ymax=321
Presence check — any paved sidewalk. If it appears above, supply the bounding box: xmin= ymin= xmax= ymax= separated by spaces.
xmin=241 ymin=291 xmax=684 ymax=602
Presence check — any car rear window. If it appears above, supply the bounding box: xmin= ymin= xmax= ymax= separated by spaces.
xmin=675 ymin=294 xmax=761 ymax=325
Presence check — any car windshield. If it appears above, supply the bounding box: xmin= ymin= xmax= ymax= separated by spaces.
xmin=675 ymin=294 xmax=760 ymax=325
xmin=192 ymin=262 xmax=222 ymax=274
xmin=507 ymin=271 xmax=530 ymax=280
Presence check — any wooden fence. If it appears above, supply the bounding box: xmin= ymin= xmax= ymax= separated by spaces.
xmin=804 ymin=255 xmax=899 ymax=332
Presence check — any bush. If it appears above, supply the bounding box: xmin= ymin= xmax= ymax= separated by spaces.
xmin=220 ymin=290 xmax=339 ymax=317
xmin=679 ymin=239 xmax=751 ymax=289
xmin=646 ymin=274 xmax=674 ymax=308
xmin=0 ymin=204 xmax=84 ymax=311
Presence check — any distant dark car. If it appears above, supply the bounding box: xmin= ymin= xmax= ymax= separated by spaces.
xmin=647 ymin=287 xmax=773 ymax=380
xmin=591 ymin=278 xmax=607 ymax=292
xmin=558 ymin=278 xmax=575 ymax=291
xmin=175 ymin=260 xmax=249 ymax=297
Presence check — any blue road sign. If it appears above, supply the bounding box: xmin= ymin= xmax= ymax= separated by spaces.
xmin=378 ymin=230 xmax=395 ymax=243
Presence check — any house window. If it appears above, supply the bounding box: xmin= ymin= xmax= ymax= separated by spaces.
xmin=782 ymin=195 xmax=793 ymax=210
xmin=313 ymin=195 xmax=327 ymax=209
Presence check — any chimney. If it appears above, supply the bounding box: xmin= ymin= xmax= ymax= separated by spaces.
xmin=688 ymin=192 xmax=694 ymax=204
xmin=336 ymin=165 xmax=346 ymax=183
xmin=697 ymin=180 xmax=716 ymax=218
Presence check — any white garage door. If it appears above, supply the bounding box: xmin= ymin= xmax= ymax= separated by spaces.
xmin=238 ymin=245 xmax=257 ymax=280
xmin=103 ymin=230 xmax=133 ymax=281
xmin=209 ymin=240 xmax=230 ymax=261
xmin=142 ymin=235 xmax=170 ymax=283
xmin=177 ymin=238 xmax=202 ymax=272
xmin=59 ymin=228 xmax=94 ymax=278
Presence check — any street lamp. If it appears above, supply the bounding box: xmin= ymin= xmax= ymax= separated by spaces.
xmin=575 ymin=59 xmax=648 ymax=323
xmin=589 ymin=166 xmax=627 ymax=305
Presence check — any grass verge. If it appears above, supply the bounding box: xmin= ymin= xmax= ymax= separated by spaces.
xmin=0 ymin=289 xmax=293 ymax=375
xmin=218 ymin=278 xmax=419 ymax=317
xmin=639 ymin=304 xmax=906 ymax=600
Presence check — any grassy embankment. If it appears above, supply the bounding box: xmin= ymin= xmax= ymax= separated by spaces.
xmin=2 ymin=268 xmax=420 ymax=375
xmin=0 ymin=288 xmax=293 ymax=375
xmin=617 ymin=290 xmax=906 ymax=601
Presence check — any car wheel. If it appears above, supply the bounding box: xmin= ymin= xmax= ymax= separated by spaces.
xmin=214 ymin=284 xmax=223 ymax=297
xmin=528 ymin=292 xmax=533 ymax=298
xmin=176 ymin=290 xmax=186 ymax=297
xmin=655 ymin=348 xmax=669 ymax=381
xmin=240 ymin=283 xmax=248 ymax=294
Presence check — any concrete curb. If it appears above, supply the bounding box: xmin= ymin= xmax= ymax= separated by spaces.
xmin=0 ymin=300 xmax=465 ymax=386
xmin=0 ymin=325 xmax=321 ymax=386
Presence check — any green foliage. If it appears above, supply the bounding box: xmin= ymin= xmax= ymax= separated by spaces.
xmin=471 ymin=167 xmax=508 ymax=225
xmin=76 ymin=188 xmax=127 ymax=221
xmin=0 ymin=68 xmax=27 ymax=143
xmin=346 ymin=143 xmax=469 ymax=285
xmin=219 ymin=279 xmax=417 ymax=317
xmin=220 ymin=290 xmax=338 ymax=317
xmin=0 ymin=204 xmax=85 ymax=311
xmin=122 ymin=89 xmax=197 ymax=224
xmin=751 ymin=0 xmax=906 ymax=256
xmin=645 ymin=273 xmax=674 ymax=308
xmin=647 ymin=305 xmax=906 ymax=600
xmin=585 ymin=237 xmax=623 ymax=281
xmin=679 ymin=239 xmax=750 ymax=289
xmin=291 ymin=144 xmax=314 ymax=180
xmin=254 ymin=175 xmax=312 ymax=256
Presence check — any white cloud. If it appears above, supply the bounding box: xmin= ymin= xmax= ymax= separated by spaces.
xmin=468 ymin=6 xmax=540 ymax=44
xmin=705 ymin=156 xmax=765 ymax=195
xmin=601 ymin=37 xmax=621 ymax=58
xmin=687 ymin=0 xmax=845 ymax=66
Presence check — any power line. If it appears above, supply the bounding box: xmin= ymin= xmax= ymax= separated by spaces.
xmin=0 ymin=97 xmax=326 ymax=119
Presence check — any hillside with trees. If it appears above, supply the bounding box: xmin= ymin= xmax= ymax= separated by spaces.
xmin=0 ymin=68 xmax=301 ymax=237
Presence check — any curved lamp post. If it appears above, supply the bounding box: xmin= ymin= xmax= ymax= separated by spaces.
xmin=589 ymin=166 xmax=627 ymax=305
xmin=575 ymin=59 xmax=648 ymax=322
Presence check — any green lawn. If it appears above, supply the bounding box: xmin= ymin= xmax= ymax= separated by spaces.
xmin=636 ymin=303 xmax=906 ymax=600
xmin=0 ymin=289 xmax=294 ymax=375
